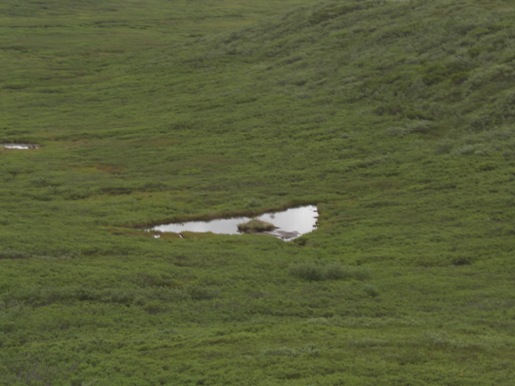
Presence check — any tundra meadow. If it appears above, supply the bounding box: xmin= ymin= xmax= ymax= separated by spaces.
xmin=1 ymin=0 xmax=514 ymax=384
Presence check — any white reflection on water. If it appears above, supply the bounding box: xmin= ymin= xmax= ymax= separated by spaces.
xmin=2 ymin=144 xmax=38 ymax=150
xmin=151 ymin=205 xmax=318 ymax=241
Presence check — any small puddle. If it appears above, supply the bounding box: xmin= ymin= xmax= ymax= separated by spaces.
xmin=2 ymin=143 xmax=39 ymax=150
xmin=150 ymin=205 xmax=318 ymax=241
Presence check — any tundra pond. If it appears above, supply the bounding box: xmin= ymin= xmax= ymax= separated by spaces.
xmin=150 ymin=205 xmax=318 ymax=240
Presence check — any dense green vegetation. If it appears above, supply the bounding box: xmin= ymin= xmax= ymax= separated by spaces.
xmin=1 ymin=0 xmax=514 ymax=384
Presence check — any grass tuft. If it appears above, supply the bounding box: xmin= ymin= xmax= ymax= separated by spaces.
xmin=237 ymin=219 xmax=277 ymax=233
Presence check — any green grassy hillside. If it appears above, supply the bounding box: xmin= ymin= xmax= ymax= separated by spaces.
xmin=1 ymin=0 xmax=514 ymax=384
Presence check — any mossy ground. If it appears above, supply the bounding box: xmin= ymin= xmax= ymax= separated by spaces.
xmin=1 ymin=0 xmax=514 ymax=384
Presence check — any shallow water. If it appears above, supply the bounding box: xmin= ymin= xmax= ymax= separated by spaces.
xmin=1 ymin=143 xmax=38 ymax=150
xmin=150 ymin=205 xmax=318 ymax=241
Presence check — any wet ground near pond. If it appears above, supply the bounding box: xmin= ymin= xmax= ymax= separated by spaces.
xmin=150 ymin=205 xmax=318 ymax=241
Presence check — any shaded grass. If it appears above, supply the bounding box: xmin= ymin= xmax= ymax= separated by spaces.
xmin=289 ymin=261 xmax=370 ymax=281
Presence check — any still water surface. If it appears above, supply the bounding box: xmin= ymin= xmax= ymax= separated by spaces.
xmin=1 ymin=144 xmax=38 ymax=150
xmin=151 ymin=205 xmax=318 ymax=240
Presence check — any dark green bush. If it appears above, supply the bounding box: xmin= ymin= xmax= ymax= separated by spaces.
xmin=237 ymin=219 xmax=277 ymax=233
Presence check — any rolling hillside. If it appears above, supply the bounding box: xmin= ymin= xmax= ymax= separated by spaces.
xmin=1 ymin=0 xmax=514 ymax=384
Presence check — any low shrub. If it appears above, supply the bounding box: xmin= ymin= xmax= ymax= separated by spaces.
xmin=363 ymin=284 xmax=380 ymax=298
xmin=289 ymin=261 xmax=370 ymax=281
xmin=237 ymin=219 xmax=277 ymax=233
xmin=452 ymin=257 xmax=472 ymax=266
xmin=188 ymin=286 xmax=220 ymax=301
xmin=261 ymin=347 xmax=299 ymax=357
xmin=0 ymin=250 xmax=30 ymax=259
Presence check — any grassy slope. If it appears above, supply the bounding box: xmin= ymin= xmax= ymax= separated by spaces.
xmin=1 ymin=0 xmax=514 ymax=384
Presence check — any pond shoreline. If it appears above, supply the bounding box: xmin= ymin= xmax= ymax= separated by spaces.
xmin=148 ymin=205 xmax=318 ymax=241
